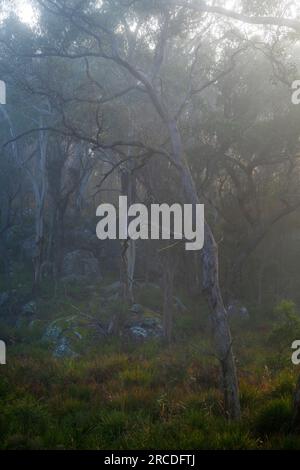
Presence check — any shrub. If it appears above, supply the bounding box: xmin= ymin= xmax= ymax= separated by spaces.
xmin=5 ymin=398 xmax=50 ymax=438
xmin=254 ymin=398 xmax=292 ymax=436
xmin=270 ymin=370 xmax=296 ymax=398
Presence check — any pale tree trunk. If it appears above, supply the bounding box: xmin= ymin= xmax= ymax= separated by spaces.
xmin=202 ymin=223 xmax=240 ymax=419
xmin=120 ymin=157 xmax=136 ymax=304
xmin=167 ymin=119 xmax=241 ymax=419
xmin=126 ymin=238 xmax=136 ymax=302
xmin=1 ymin=106 xmax=49 ymax=293
xmin=120 ymin=238 xmax=136 ymax=304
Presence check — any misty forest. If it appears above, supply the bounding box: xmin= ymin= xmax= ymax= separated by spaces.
xmin=1 ymin=0 xmax=300 ymax=450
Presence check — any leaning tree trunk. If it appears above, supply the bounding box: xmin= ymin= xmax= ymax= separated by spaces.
xmin=202 ymin=223 xmax=241 ymax=419
xmin=109 ymin=59 xmax=240 ymax=418
xmin=167 ymin=119 xmax=241 ymax=419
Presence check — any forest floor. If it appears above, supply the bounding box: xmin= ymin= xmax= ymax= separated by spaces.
xmin=0 ymin=275 xmax=300 ymax=449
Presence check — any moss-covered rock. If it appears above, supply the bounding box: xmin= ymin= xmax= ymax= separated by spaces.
xmin=42 ymin=314 xmax=103 ymax=357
